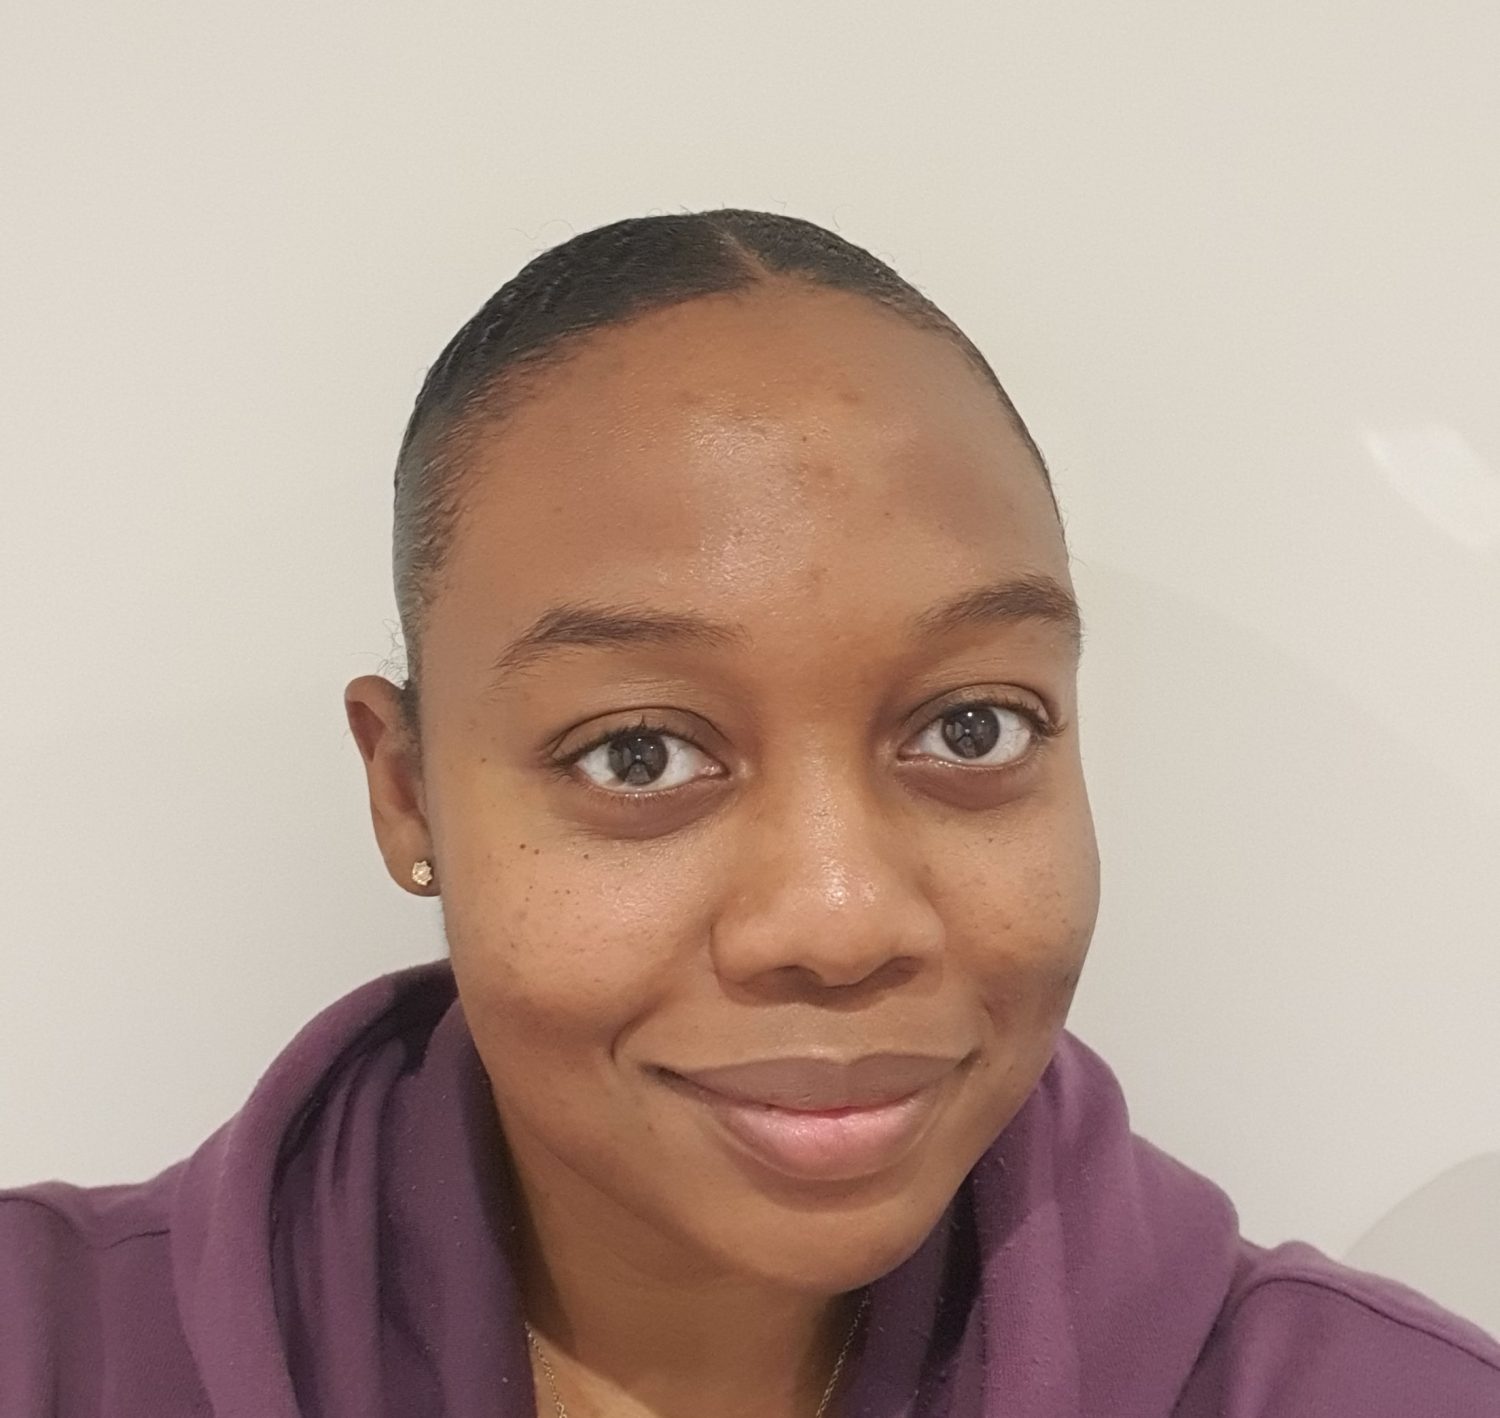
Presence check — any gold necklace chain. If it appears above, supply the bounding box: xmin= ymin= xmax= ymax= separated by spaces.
xmin=523 ymin=1292 xmax=870 ymax=1418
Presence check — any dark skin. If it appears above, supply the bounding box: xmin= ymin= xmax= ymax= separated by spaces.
xmin=345 ymin=281 xmax=1101 ymax=1418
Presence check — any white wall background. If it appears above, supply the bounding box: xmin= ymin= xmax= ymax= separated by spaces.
xmin=2 ymin=0 xmax=1496 ymax=1334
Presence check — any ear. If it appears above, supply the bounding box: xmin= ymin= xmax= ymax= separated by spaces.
xmin=344 ymin=675 xmax=438 ymax=895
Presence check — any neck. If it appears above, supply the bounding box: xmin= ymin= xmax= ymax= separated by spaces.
xmin=501 ymin=1146 xmax=864 ymax=1418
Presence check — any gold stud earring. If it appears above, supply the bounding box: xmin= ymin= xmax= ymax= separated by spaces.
xmin=411 ymin=859 xmax=434 ymax=888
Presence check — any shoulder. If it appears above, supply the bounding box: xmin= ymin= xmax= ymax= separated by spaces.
xmin=0 ymin=1172 xmax=208 ymax=1416
xmin=1179 ymin=1238 xmax=1500 ymax=1416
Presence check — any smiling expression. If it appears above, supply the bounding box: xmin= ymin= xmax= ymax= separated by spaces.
xmin=401 ymin=280 xmax=1100 ymax=1293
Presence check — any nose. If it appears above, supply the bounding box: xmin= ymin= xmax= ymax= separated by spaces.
xmin=709 ymin=762 xmax=946 ymax=992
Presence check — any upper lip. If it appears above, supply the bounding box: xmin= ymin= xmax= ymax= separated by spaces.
xmin=664 ymin=1052 xmax=968 ymax=1110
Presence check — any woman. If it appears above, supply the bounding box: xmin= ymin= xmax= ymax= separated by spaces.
xmin=2 ymin=209 xmax=1496 ymax=1417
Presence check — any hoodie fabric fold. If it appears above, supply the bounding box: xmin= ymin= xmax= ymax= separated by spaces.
xmin=3 ymin=959 xmax=1497 ymax=1416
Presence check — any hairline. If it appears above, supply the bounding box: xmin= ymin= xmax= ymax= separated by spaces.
xmin=393 ymin=272 xmax=1063 ymax=731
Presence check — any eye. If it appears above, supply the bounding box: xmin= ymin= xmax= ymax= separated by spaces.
xmin=567 ymin=724 xmax=720 ymax=794
xmin=906 ymin=700 xmax=1051 ymax=768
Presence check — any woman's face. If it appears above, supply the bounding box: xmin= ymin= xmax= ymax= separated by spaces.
xmin=366 ymin=283 xmax=1099 ymax=1295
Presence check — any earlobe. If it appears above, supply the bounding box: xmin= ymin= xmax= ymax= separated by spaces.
xmin=343 ymin=674 xmax=435 ymax=894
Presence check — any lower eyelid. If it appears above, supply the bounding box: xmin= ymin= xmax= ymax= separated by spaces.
xmin=574 ymin=772 xmax=729 ymax=809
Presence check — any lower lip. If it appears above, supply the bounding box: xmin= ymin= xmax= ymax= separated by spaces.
xmin=662 ymin=1072 xmax=950 ymax=1183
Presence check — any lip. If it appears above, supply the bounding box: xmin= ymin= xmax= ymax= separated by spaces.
xmin=670 ymin=1052 xmax=967 ymax=1110
xmin=657 ymin=1063 xmax=962 ymax=1183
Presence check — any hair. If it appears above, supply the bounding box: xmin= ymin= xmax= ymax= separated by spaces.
xmin=392 ymin=208 xmax=1059 ymax=730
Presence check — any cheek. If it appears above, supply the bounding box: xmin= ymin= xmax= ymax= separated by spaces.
xmin=439 ymin=829 xmax=718 ymax=1048
xmin=936 ymin=786 xmax=1101 ymax=1025
xmin=441 ymin=835 xmax=726 ymax=1187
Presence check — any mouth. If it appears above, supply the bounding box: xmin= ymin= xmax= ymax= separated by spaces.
xmin=653 ymin=1062 xmax=964 ymax=1184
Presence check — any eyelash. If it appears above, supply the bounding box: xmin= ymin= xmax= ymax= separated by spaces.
xmin=548 ymin=697 xmax=1063 ymax=792
xmin=907 ymin=696 xmax=1065 ymax=756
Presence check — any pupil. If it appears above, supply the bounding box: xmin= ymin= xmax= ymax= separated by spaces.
xmin=607 ymin=731 xmax=669 ymax=785
xmin=941 ymin=706 xmax=1000 ymax=759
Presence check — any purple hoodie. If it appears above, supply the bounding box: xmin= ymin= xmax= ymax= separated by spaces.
xmin=3 ymin=960 xmax=1497 ymax=1416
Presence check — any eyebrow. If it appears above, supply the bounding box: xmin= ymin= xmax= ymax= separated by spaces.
xmin=912 ymin=572 xmax=1084 ymax=652
xmin=485 ymin=572 xmax=1083 ymax=686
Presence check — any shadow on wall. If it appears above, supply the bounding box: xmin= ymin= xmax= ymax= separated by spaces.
xmin=1063 ymin=556 xmax=1498 ymax=1315
xmin=1343 ymin=1154 xmax=1500 ymax=1340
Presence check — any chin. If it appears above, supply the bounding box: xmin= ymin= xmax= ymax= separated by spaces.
xmin=643 ymin=1053 xmax=1015 ymax=1294
xmin=692 ymin=1165 xmax=969 ymax=1296
xmin=751 ymin=1217 xmax=948 ymax=1296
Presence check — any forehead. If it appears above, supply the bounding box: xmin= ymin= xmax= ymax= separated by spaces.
xmin=435 ymin=284 xmax=1068 ymax=658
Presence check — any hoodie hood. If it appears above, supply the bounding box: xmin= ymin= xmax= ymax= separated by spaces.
xmin=159 ymin=959 xmax=1242 ymax=1418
